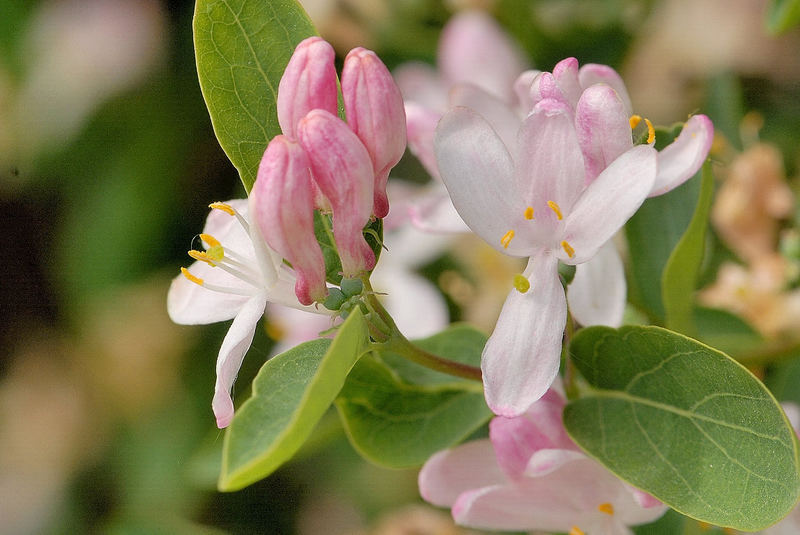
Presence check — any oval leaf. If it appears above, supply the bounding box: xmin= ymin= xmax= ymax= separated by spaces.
xmin=219 ymin=309 xmax=369 ymax=491
xmin=193 ymin=0 xmax=316 ymax=190
xmin=336 ymin=325 xmax=492 ymax=468
xmin=565 ymin=325 xmax=800 ymax=531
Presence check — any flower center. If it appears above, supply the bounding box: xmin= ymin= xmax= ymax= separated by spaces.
xmin=179 ymin=202 xmax=264 ymax=294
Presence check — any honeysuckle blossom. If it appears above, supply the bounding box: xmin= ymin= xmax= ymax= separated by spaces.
xmin=167 ymin=199 xmax=330 ymax=428
xmin=419 ymin=381 xmax=667 ymax=534
xmin=436 ymin=88 xmax=658 ymax=416
xmin=394 ymin=10 xmax=531 ymax=233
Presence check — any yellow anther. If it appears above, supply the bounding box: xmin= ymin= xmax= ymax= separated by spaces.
xmin=561 ymin=240 xmax=575 ymax=258
xmin=598 ymin=502 xmax=615 ymax=515
xmin=209 ymin=202 xmax=236 ymax=216
xmin=200 ymin=233 xmax=221 ymax=248
xmin=181 ymin=267 xmax=204 ymax=286
xmin=188 ymin=250 xmax=216 ymax=265
xmin=569 ymin=527 xmax=585 ymax=535
xmin=644 ymin=118 xmax=655 ymax=144
xmin=547 ymin=200 xmax=563 ymax=220
xmin=500 ymin=229 xmax=515 ymax=249
xmin=524 ymin=206 xmax=535 ymax=220
xmin=629 ymin=114 xmax=642 ymax=129
xmin=513 ymin=274 xmax=530 ymax=293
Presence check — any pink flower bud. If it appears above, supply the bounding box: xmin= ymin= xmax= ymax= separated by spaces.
xmin=342 ymin=47 xmax=407 ymax=218
xmin=298 ymin=109 xmax=376 ymax=276
xmin=251 ymin=135 xmax=327 ymax=305
xmin=277 ymin=37 xmax=338 ymax=139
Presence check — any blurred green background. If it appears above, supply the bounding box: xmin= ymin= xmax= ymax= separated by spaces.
xmin=2 ymin=0 xmax=800 ymax=533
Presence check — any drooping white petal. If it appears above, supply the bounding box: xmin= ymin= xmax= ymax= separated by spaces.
xmin=482 ymin=254 xmax=566 ymax=417
xmin=211 ymin=292 xmax=268 ymax=428
xmin=407 ymin=186 xmax=472 ymax=234
xmin=435 ymin=106 xmax=527 ymax=255
xmin=567 ymin=240 xmax=626 ymax=327
xmin=167 ymin=261 xmax=251 ymax=325
xmin=650 ymin=114 xmax=714 ymax=197
xmin=418 ymin=439 xmax=506 ymax=507
xmin=561 ymin=145 xmax=656 ymax=264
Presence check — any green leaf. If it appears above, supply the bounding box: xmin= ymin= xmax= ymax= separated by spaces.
xmin=625 ymin=128 xmax=701 ymax=321
xmin=565 ymin=325 xmax=800 ymax=531
xmin=193 ymin=0 xmax=316 ymax=191
xmin=661 ymin=162 xmax=714 ymax=335
xmin=336 ymin=325 xmax=492 ymax=468
xmin=219 ymin=309 xmax=369 ymax=491
xmin=693 ymin=307 xmax=762 ymax=358
xmin=767 ymin=0 xmax=800 ymax=34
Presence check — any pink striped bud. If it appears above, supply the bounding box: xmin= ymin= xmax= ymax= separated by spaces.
xmin=251 ymin=135 xmax=327 ymax=305
xmin=298 ymin=109 xmax=376 ymax=276
xmin=342 ymin=47 xmax=407 ymax=219
xmin=277 ymin=37 xmax=338 ymax=139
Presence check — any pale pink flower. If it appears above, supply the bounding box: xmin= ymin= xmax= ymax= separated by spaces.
xmin=419 ymin=381 xmax=667 ymax=533
xmin=167 ymin=200 xmax=329 ymax=428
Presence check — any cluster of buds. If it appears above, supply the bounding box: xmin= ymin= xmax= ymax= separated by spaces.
xmin=249 ymin=37 xmax=406 ymax=305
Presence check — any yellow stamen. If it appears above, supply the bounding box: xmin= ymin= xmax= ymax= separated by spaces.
xmin=188 ymin=250 xmax=216 ymax=265
xmin=644 ymin=118 xmax=655 ymax=144
xmin=547 ymin=200 xmax=563 ymax=220
xmin=597 ymin=502 xmax=615 ymax=515
xmin=513 ymin=274 xmax=530 ymax=293
xmin=209 ymin=202 xmax=236 ymax=216
xmin=524 ymin=206 xmax=535 ymax=220
xmin=629 ymin=114 xmax=642 ymax=129
xmin=200 ymin=233 xmax=221 ymax=248
xmin=569 ymin=527 xmax=585 ymax=535
xmin=500 ymin=229 xmax=515 ymax=249
xmin=181 ymin=267 xmax=204 ymax=286
xmin=561 ymin=240 xmax=575 ymax=258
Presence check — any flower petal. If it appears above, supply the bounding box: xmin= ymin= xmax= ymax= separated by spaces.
xmin=167 ymin=261 xmax=251 ymax=324
xmin=575 ymin=83 xmax=634 ymax=183
xmin=298 ymin=109 xmax=376 ymax=276
xmin=434 ymin=106 xmax=526 ymax=255
xmin=490 ymin=387 xmax=573 ymax=479
xmin=566 ymin=240 xmax=626 ymax=327
xmin=277 ymin=37 xmax=338 ymax=139
xmin=482 ymin=254 xmax=566 ymax=417
xmin=404 ymin=102 xmax=442 ymax=179
xmin=524 ymin=448 xmax=587 ymax=477
xmin=552 ymin=57 xmax=582 ymax=108
xmin=578 ymin=63 xmax=633 ymax=114
xmin=453 ymin=458 xmax=667 ymax=532
xmin=450 ymin=83 xmax=521 ymax=151
xmin=407 ymin=185 xmax=472 ymax=234
xmin=513 ymin=69 xmax=540 ymax=111
xmin=342 ymin=47 xmax=407 ymax=218
xmin=561 ymin=145 xmax=656 ymax=263
xmin=438 ymin=10 xmax=528 ymax=102
xmin=212 ymin=292 xmax=268 ymax=428
xmin=393 ymin=61 xmax=447 ymax=110
xmin=418 ymin=439 xmax=506 ymax=507
xmin=516 ymin=98 xmax=586 ymax=232
xmin=650 ymin=114 xmax=714 ymax=197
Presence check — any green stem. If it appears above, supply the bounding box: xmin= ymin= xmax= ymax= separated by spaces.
xmin=360 ymin=276 xmax=483 ymax=382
